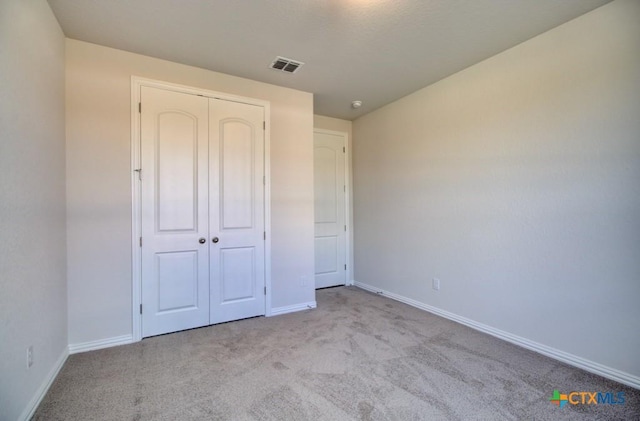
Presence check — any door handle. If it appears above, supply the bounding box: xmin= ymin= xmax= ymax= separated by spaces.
xmin=199 ymin=238 xmax=206 ymax=244
xmin=212 ymin=237 xmax=219 ymax=243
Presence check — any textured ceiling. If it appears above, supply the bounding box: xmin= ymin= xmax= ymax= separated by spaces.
xmin=47 ymin=0 xmax=611 ymax=120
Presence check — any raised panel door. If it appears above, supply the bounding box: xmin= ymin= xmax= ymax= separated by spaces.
xmin=140 ymin=86 xmax=210 ymax=337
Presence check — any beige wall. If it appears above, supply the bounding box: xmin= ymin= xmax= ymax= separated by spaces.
xmin=66 ymin=40 xmax=315 ymax=346
xmin=314 ymin=115 xmax=353 ymax=140
xmin=353 ymin=0 xmax=640 ymax=379
xmin=0 ymin=1 xmax=67 ymax=419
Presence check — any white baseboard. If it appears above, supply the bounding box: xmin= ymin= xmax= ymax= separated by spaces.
xmin=269 ymin=301 xmax=317 ymax=316
xmin=19 ymin=347 xmax=68 ymax=421
xmin=68 ymin=334 xmax=134 ymax=354
xmin=354 ymin=281 xmax=640 ymax=390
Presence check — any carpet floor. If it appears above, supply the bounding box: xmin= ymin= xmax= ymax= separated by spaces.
xmin=34 ymin=286 xmax=639 ymax=420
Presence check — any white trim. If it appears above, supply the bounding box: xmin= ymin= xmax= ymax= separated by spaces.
xmin=130 ymin=76 xmax=272 ymax=340
xmin=354 ymin=281 xmax=640 ymax=390
xmin=269 ymin=301 xmax=317 ymax=316
xmin=131 ymin=77 xmax=142 ymax=342
xmin=313 ymin=128 xmax=353 ymax=286
xmin=264 ymin=110 xmax=273 ymax=316
xmin=68 ymin=335 xmax=134 ymax=354
xmin=19 ymin=347 xmax=68 ymax=421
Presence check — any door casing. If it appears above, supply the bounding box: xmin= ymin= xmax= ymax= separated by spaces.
xmin=131 ymin=77 xmax=272 ymax=342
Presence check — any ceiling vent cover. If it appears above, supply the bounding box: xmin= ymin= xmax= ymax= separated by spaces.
xmin=270 ymin=56 xmax=304 ymax=74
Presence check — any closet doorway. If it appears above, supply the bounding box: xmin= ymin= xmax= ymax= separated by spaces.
xmin=131 ymin=80 xmax=271 ymax=339
xmin=313 ymin=129 xmax=348 ymax=289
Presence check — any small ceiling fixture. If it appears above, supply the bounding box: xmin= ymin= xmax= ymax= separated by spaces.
xmin=269 ymin=56 xmax=304 ymax=74
xmin=351 ymin=100 xmax=363 ymax=109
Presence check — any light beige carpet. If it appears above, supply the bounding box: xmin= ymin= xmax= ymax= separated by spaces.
xmin=34 ymin=287 xmax=638 ymax=420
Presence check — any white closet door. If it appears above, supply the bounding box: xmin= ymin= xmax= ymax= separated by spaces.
xmin=209 ymin=99 xmax=266 ymax=324
xmin=314 ymin=131 xmax=347 ymax=289
xmin=140 ymin=86 xmax=210 ymax=337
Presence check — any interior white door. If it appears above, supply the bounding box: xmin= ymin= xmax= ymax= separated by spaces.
xmin=314 ymin=130 xmax=347 ymax=289
xmin=209 ymin=99 xmax=266 ymax=324
xmin=140 ymin=86 xmax=267 ymax=337
xmin=140 ymin=86 xmax=210 ymax=337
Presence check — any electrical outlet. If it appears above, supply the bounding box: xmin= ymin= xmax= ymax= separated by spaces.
xmin=27 ymin=346 xmax=34 ymax=368
xmin=432 ymin=278 xmax=441 ymax=291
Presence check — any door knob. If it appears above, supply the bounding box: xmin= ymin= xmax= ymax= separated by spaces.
xmin=212 ymin=237 xmax=219 ymax=243
xmin=199 ymin=238 xmax=206 ymax=244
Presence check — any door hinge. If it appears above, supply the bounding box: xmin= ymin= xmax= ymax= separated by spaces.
xmin=263 ymin=121 xmax=266 ymax=130
xmin=343 ymin=146 xmax=345 ymax=153
xmin=264 ymin=286 xmax=267 ymax=295
xmin=139 ymin=237 xmax=142 ymax=247
xmin=138 ymin=102 xmax=141 ymax=113
xmin=263 ymin=176 xmax=265 ymax=185
xmin=139 ymin=304 xmax=142 ymax=314
xmin=134 ymin=168 xmax=142 ymax=180
xmin=344 ymin=185 xmax=346 ymax=193
xmin=264 ymin=231 xmax=266 ymax=240
xmin=344 ymin=264 xmax=347 ymax=270
xmin=344 ymin=225 xmax=347 ymax=232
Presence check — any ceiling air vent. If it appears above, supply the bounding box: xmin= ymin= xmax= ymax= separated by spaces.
xmin=270 ymin=56 xmax=304 ymax=74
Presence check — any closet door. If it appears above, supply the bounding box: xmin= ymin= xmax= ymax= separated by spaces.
xmin=140 ymin=86 xmax=267 ymax=337
xmin=140 ymin=86 xmax=210 ymax=337
xmin=313 ymin=130 xmax=347 ymax=289
xmin=209 ymin=99 xmax=266 ymax=324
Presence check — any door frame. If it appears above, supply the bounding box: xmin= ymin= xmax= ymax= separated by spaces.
xmin=313 ymin=128 xmax=353 ymax=287
xmin=130 ymin=76 xmax=272 ymax=342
